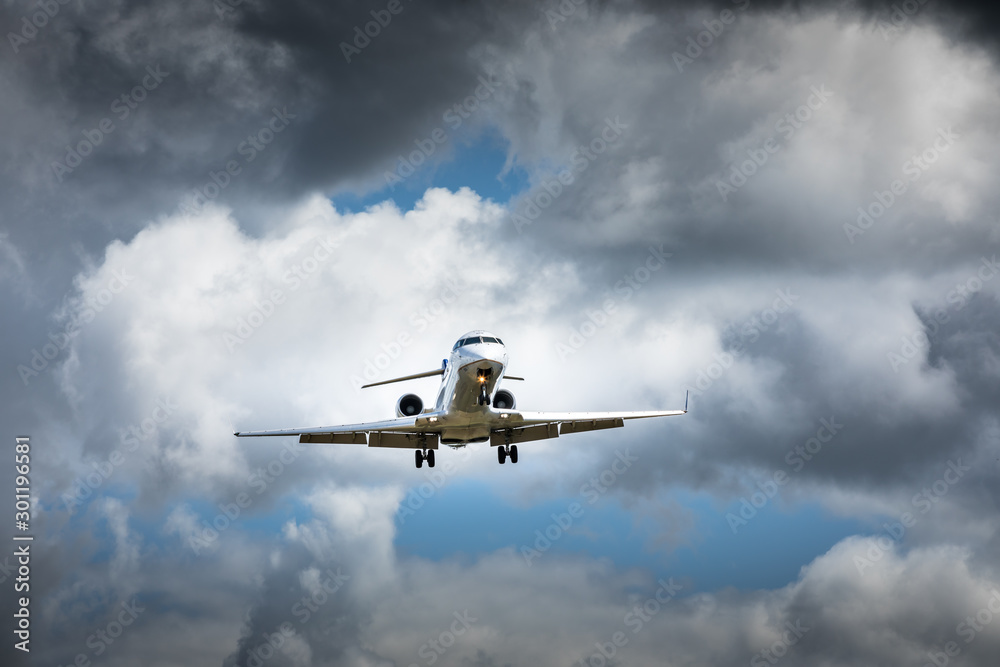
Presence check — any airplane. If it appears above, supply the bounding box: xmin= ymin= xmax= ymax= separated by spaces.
xmin=235 ymin=330 xmax=688 ymax=468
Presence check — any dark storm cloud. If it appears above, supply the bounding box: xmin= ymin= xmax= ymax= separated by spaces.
xmin=221 ymin=545 xmax=357 ymax=667
xmin=637 ymin=0 xmax=1000 ymax=51
xmin=490 ymin=7 xmax=997 ymax=280
xmin=1 ymin=0 xmax=534 ymax=248
xmin=2 ymin=0 xmax=996 ymax=270
xmin=2 ymin=0 xmax=996 ymax=259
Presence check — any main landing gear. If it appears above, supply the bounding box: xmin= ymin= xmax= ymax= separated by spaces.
xmin=497 ymin=444 xmax=518 ymax=465
xmin=415 ymin=449 xmax=435 ymax=469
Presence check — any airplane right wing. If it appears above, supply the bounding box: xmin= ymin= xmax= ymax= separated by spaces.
xmin=235 ymin=413 xmax=447 ymax=449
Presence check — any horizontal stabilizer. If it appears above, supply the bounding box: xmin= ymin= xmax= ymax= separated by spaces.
xmin=361 ymin=368 xmax=445 ymax=389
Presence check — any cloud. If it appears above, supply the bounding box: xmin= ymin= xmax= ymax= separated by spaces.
xmin=221 ymin=494 xmax=1000 ymax=667
xmin=5 ymin=2 xmax=1000 ymax=666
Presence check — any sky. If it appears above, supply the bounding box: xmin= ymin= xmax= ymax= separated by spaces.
xmin=2 ymin=0 xmax=1000 ymax=665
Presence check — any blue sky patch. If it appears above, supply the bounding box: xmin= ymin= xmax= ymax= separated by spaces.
xmin=332 ymin=129 xmax=530 ymax=213
xmin=394 ymin=481 xmax=868 ymax=592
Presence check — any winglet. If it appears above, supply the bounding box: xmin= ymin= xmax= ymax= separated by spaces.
xmin=684 ymin=390 xmax=689 ymax=413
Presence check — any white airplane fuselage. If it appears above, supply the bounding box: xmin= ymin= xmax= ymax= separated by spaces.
xmin=431 ymin=330 xmax=510 ymax=444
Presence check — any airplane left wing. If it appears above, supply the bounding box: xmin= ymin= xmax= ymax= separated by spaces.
xmin=487 ymin=392 xmax=688 ymax=446
xmin=512 ymin=408 xmax=687 ymax=426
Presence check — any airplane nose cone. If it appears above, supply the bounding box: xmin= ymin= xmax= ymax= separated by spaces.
xmin=463 ymin=343 xmax=490 ymax=358
xmin=464 ymin=345 xmax=507 ymax=365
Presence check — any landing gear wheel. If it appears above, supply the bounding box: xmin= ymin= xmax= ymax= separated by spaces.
xmin=498 ymin=446 xmax=507 ymax=464
xmin=415 ymin=450 xmax=423 ymax=469
xmin=509 ymin=445 xmax=518 ymax=464
xmin=426 ymin=449 xmax=435 ymax=468
xmin=478 ymin=384 xmax=490 ymax=406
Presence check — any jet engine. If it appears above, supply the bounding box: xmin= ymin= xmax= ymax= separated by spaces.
xmin=493 ymin=389 xmax=516 ymax=410
xmin=396 ymin=393 xmax=424 ymax=417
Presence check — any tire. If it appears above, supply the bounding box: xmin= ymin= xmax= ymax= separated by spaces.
xmin=415 ymin=450 xmax=423 ymax=469
xmin=498 ymin=446 xmax=507 ymax=464
xmin=426 ymin=449 xmax=435 ymax=468
xmin=509 ymin=445 xmax=518 ymax=464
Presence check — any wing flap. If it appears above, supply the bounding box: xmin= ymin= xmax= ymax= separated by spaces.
xmin=299 ymin=432 xmax=367 ymax=445
xmin=489 ymin=423 xmax=559 ymax=447
xmin=559 ymin=417 xmax=625 ymax=434
xmin=369 ymin=432 xmax=439 ymax=449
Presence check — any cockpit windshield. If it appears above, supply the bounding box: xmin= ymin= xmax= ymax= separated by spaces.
xmin=452 ymin=335 xmax=503 ymax=350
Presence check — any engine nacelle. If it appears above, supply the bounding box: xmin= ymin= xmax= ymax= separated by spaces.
xmin=396 ymin=393 xmax=424 ymax=417
xmin=493 ymin=389 xmax=516 ymax=410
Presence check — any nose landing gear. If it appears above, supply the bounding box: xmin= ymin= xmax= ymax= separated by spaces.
xmin=476 ymin=368 xmax=493 ymax=406
xmin=478 ymin=384 xmax=490 ymax=406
